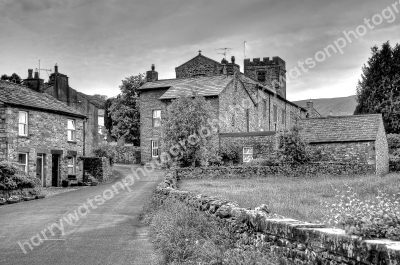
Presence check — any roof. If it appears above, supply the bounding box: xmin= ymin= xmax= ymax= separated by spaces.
xmin=175 ymin=53 xmax=222 ymax=69
xmin=298 ymin=114 xmax=383 ymax=143
xmin=0 ymin=80 xmax=86 ymax=118
xmin=140 ymin=75 xmax=234 ymax=100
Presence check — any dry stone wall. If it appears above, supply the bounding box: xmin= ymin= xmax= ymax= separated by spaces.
xmin=156 ymin=171 xmax=400 ymax=265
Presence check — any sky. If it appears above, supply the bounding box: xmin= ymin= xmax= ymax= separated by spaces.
xmin=0 ymin=0 xmax=400 ymax=101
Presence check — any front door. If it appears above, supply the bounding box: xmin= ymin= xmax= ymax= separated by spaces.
xmin=36 ymin=154 xmax=45 ymax=187
xmin=52 ymin=154 xmax=59 ymax=187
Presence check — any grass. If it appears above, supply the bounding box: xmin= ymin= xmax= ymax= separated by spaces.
xmin=140 ymin=196 xmax=282 ymax=265
xmin=178 ymin=173 xmax=400 ymax=224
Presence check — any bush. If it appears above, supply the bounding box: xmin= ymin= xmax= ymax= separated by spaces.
xmin=278 ymin=125 xmax=310 ymax=164
xmin=246 ymin=154 xmax=280 ymax=167
xmin=321 ymin=185 xmax=400 ymax=240
xmin=387 ymin=134 xmax=400 ymax=156
xmin=219 ymin=143 xmax=240 ymax=165
xmin=93 ymin=144 xmax=115 ymax=165
xmin=0 ymin=161 xmax=40 ymax=190
xmin=143 ymin=197 xmax=281 ymax=264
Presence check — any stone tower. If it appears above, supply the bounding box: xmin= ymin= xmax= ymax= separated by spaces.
xmin=244 ymin=57 xmax=286 ymax=98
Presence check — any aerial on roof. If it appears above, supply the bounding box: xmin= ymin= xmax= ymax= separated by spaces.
xmin=298 ymin=114 xmax=383 ymax=143
xmin=0 ymin=80 xmax=86 ymax=118
xmin=140 ymin=75 xmax=234 ymax=99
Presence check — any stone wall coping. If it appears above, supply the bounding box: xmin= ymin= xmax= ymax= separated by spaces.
xmin=156 ymin=170 xmax=400 ymax=264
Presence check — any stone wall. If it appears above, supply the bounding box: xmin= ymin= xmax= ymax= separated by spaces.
xmin=1 ymin=106 xmax=84 ymax=187
xmin=82 ymin=157 xmax=112 ymax=183
xmin=156 ymin=172 xmax=400 ymax=265
xmin=109 ymin=145 xmax=141 ymax=164
xmin=175 ymin=54 xmax=223 ymax=78
xmin=375 ymin=119 xmax=390 ymax=175
xmin=171 ymin=162 xmax=375 ymax=179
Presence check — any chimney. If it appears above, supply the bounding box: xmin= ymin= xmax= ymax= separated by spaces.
xmin=55 ymin=63 xmax=58 ymax=73
xmin=306 ymin=99 xmax=313 ymax=110
xmin=34 ymin=69 xmax=39 ymax=79
xmin=28 ymin=69 xmax=33 ymax=79
xmin=146 ymin=64 xmax=158 ymax=82
xmin=231 ymin=56 xmax=235 ymax=64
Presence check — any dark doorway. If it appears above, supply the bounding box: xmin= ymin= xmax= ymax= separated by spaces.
xmin=52 ymin=154 xmax=60 ymax=187
xmin=36 ymin=154 xmax=45 ymax=187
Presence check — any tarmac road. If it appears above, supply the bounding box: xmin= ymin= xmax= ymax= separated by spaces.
xmin=0 ymin=164 xmax=164 ymax=265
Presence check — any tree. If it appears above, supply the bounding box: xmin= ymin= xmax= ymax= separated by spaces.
xmin=107 ymin=74 xmax=145 ymax=146
xmin=355 ymin=41 xmax=400 ymax=133
xmin=1 ymin=73 xmax=21 ymax=84
xmin=86 ymin=94 xmax=108 ymax=109
xmin=162 ymin=94 xmax=219 ymax=167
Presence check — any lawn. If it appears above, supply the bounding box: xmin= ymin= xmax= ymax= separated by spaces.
xmin=179 ymin=173 xmax=400 ymax=224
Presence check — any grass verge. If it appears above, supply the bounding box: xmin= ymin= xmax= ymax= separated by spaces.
xmin=140 ymin=195 xmax=282 ymax=265
xmin=178 ymin=173 xmax=400 ymax=224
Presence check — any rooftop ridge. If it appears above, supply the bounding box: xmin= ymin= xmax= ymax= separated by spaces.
xmin=305 ymin=114 xmax=382 ymax=120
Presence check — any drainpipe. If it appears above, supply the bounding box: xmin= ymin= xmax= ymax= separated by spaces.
xmin=83 ymin=118 xmax=86 ymax=156
xmin=268 ymin=94 xmax=271 ymax=131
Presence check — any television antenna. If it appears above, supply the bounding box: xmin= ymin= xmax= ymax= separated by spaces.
xmin=215 ymin=48 xmax=232 ymax=59
xmin=38 ymin=60 xmax=52 ymax=78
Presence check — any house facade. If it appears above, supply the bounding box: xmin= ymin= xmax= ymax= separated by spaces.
xmin=23 ymin=65 xmax=99 ymax=155
xmin=298 ymin=114 xmax=389 ymax=174
xmin=0 ymin=80 xmax=86 ymax=186
xmin=138 ymin=52 xmax=308 ymax=163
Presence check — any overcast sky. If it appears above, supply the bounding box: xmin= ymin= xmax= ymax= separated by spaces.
xmin=1 ymin=0 xmax=400 ymax=101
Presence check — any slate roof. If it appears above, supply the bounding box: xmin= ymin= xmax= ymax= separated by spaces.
xmin=140 ymin=75 xmax=234 ymax=99
xmin=0 ymin=80 xmax=86 ymax=118
xmin=298 ymin=114 xmax=383 ymax=143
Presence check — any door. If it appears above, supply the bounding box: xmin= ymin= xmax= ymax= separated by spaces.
xmin=36 ymin=154 xmax=45 ymax=187
xmin=52 ymin=154 xmax=59 ymax=187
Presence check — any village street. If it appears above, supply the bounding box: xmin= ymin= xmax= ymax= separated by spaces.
xmin=0 ymin=164 xmax=164 ymax=265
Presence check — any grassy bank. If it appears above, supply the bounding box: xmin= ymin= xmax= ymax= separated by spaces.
xmin=179 ymin=173 xmax=400 ymax=224
xmin=140 ymin=196 xmax=281 ymax=265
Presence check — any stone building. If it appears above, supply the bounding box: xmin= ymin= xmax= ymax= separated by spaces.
xmin=23 ymin=65 xmax=99 ymax=155
xmin=0 ymin=80 xmax=86 ymax=186
xmin=298 ymin=114 xmax=389 ymax=174
xmin=138 ymin=52 xmax=308 ymax=163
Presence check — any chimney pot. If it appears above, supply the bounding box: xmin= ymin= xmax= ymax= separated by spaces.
xmin=28 ymin=69 xmax=33 ymax=79
xmin=55 ymin=63 xmax=58 ymax=73
xmin=34 ymin=70 xmax=39 ymax=79
xmin=151 ymin=64 xmax=155 ymax=71
xmin=231 ymin=56 xmax=235 ymax=64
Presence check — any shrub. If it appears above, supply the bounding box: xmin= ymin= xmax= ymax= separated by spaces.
xmin=0 ymin=161 xmax=40 ymax=190
xmin=387 ymin=134 xmax=400 ymax=156
xmin=321 ymin=185 xmax=400 ymax=240
xmin=278 ymin=125 xmax=310 ymax=164
xmin=219 ymin=143 xmax=240 ymax=165
xmin=93 ymin=144 xmax=115 ymax=165
xmin=143 ymin=197 xmax=281 ymax=264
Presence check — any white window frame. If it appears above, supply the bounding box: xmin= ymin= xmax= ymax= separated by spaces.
xmin=151 ymin=140 xmax=159 ymax=158
xmin=243 ymin=147 xmax=253 ymax=163
xmin=18 ymin=153 xmax=28 ymax=173
xmin=67 ymin=119 xmax=76 ymax=141
xmin=18 ymin=111 xmax=28 ymax=136
xmin=152 ymin=110 xmax=161 ymax=127
xmin=67 ymin=156 xmax=76 ymax=175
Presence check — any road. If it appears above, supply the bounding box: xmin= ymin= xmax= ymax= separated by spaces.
xmin=0 ymin=164 xmax=165 ymax=265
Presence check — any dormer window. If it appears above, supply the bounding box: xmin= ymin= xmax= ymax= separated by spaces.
xmin=257 ymin=71 xmax=266 ymax=82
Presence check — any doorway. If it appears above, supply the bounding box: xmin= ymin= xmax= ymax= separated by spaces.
xmin=36 ymin=154 xmax=45 ymax=187
xmin=52 ymin=154 xmax=60 ymax=187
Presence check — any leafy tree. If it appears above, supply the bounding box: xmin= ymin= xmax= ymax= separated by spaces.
xmin=163 ymin=94 xmax=219 ymax=167
xmin=1 ymin=73 xmax=21 ymax=84
xmin=86 ymin=94 xmax=108 ymax=109
xmin=107 ymin=74 xmax=145 ymax=146
xmin=355 ymin=41 xmax=400 ymax=133
xmin=278 ymin=125 xmax=310 ymax=164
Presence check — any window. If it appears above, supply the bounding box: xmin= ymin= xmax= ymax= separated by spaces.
xmin=257 ymin=71 xmax=266 ymax=82
xmin=281 ymin=109 xmax=286 ymax=125
xmin=152 ymin=110 xmax=161 ymax=127
xmin=67 ymin=156 xmax=76 ymax=175
xmin=18 ymin=111 xmax=28 ymax=136
xmin=18 ymin=153 xmax=28 ymax=173
xmin=263 ymin=100 xmax=267 ymax=118
xmin=246 ymin=109 xmax=250 ymax=132
xmin=67 ymin=119 xmax=76 ymax=141
xmin=243 ymin=147 xmax=253 ymax=163
xmin=273 ymin=105 xmax=277 ymax=123
xmin=151 ymin=140 xmax=160 ymax=158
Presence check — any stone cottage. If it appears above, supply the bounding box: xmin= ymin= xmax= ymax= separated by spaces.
xmin=138 ymin=52 xmax=313 ymax=163
xmin=298 ymin=114 xmax=389 ymax=174
xmin=0 ymin=80 xmax=86 ymax=186
xmin=23 ymin=65 xmax=99 ymax=155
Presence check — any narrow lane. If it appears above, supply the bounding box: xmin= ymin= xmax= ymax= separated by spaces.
xmin=0 ymin=164 xmax=164 ymax=265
